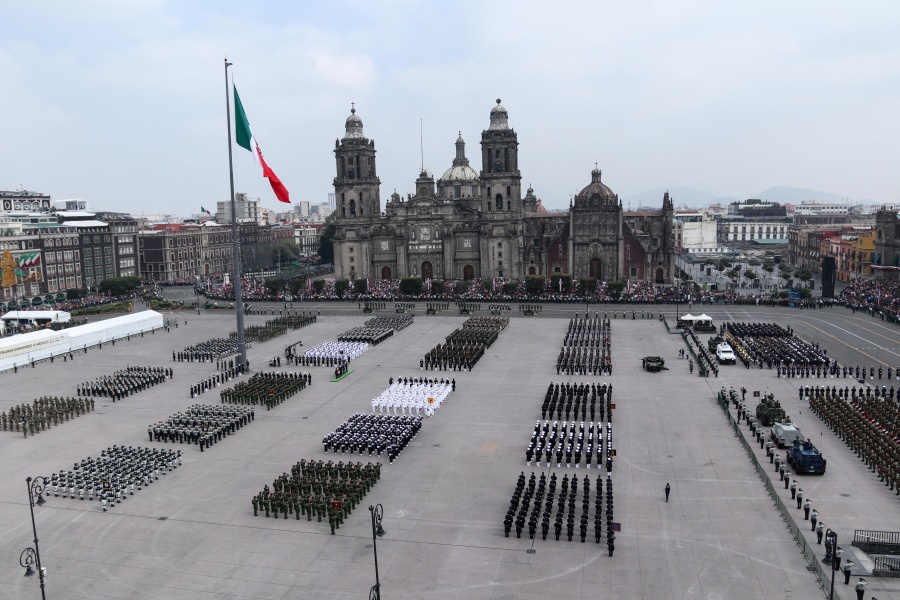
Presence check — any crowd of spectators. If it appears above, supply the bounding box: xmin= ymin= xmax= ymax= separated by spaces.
xmin=841 ymin=278 xmax=900 ymax=322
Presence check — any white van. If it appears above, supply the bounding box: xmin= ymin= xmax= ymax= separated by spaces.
xmin=716 ymin=342 xmax=736 ymax=365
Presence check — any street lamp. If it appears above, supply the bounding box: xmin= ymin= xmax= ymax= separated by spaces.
xmin=368 ymin=504 xmax=385 ymax=600
xmin=22 ymin=476 xmax=48 ymax=599
xmin=823 ymin=529 xmax=837 ymax=600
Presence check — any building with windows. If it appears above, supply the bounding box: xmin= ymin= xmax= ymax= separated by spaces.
xmin=874 ymin=207 xmax=900 ymax=280
xmin=138 ymin=225 xmax=233 ymax=282
xmin=216 ymin=193 xmax=260 ymax=224
xmin=330 ymin=100 xmax=674 ymax=283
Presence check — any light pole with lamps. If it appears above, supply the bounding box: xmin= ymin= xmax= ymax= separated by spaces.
xmin=368 ymin=504 xmax=385 ymax=599
xmin=22 ymin=476 xmax=48 ymax=599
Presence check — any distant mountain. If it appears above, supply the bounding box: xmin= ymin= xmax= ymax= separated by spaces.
xmin=622 ymin=187 xmax=717 ymax=210
xmin=753 ymin=186 xmax=849 ymax=205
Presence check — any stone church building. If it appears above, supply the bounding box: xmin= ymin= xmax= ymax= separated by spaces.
xmin=331 ymin=100 xmax=675 ymax=284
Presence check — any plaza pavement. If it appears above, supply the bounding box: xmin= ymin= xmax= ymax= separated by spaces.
xmin=0 ymin=303 xmax=898 ymax=599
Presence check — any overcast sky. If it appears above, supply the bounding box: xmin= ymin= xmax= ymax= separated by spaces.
xmin=2 ymin=0 xmax=898 ymax=216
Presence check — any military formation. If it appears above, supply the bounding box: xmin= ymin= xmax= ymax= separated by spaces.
xmin=189 ymin=362 xmax=247 ymax=398
xmin=220 ymin=371 xmax=310 ymax=409
xmin=504 ymin=471 xmax=616 ymax=554
xmin=76 ymin=366 xmax=171 ymax=400
xmin=421 ymin=316 xmax=509 ymax=371
xmin=148 ymin=404 xmax=255 ymax=451
xmin=46 ymin=445 xmax=182 ymax=511
xmin=808 ymin=386 xmax=900 ymax=493
xmin=338 ymin=314 xmax=413 ymax=345
xmin=322 ymin=413 xmax=422 ymax=463
xmin=369 ymin=379 xmax=453 ymax=416
xmin=174 ymin=337 xmax=243 ymax=362
xmin=556 ymin=316 xmax=612 ymax=375
xmin=541 ymin=382 xmax=613 ymax=422
xmin=251 ymin=459 xmax=381 ymax=534
xmin=724 ymin=322 xmax=829 ymax=368
xmin=300 ymin=340 xmax=369 ymax=366
xmin=1 ymin=396 xmax=95 ymax=438
xmin=236 ymin=313 xmax=317 ymax=343
xmin=525 ymin=420 xmax=614 ymax=470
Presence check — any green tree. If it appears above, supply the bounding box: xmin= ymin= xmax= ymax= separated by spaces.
xmin=264 ymin=278 xmax=285 ymax=295
xmin=97 ymin=276 xmax=142 ymax=296
xmin=502 ymin=282 xmax=517 ymax=295
xmin=762 ymin=261 xmax=775 ymax=273
xmin=399 ymin=277 xmax=423 ymax=295
xmin=317 ymin=218 xmax=336 ymax=264
xmin=748 ymin=258 xmax=761 ymax=267
xmin=312 ymin=279 xmax=326 ymax=292
xmin=454 ymin=280 xmax=468 ymax=295
xmin=607 ymin=280 xmax=626 ymax=297
xmin=743 ymin=269 xmax=756 ymax=280
xmin=525 ymin=276 xmax=545 ymax=295
xmin=67 ymin=287 xmax=88 ymax=300
xmin=794 ymin=268 xmax=813 ymax=282
xmin=353 ymin=279 xmax=368 ymax=294
xmin=579 ymin=277 xmax=598 ymax=294
xmin=431 ymin=280 xmax=445 ymax=294
xmin=334 ymin=279 xmax=350 ymax=296
xmin=273 ymin=241 xmax=301 ymax=265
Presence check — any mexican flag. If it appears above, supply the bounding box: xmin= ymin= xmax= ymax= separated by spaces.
xmin=17 ymin=252 xmax=41 ymax=268
xmin=233 ymin=86 xmax=290 ymax=204
xmin=201 ymin=206 xmax=212 ymax=216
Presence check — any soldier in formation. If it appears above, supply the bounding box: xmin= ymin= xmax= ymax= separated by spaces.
xmin=525 ymin=420 xmax=613 ymax=470
xmin=251 ymin=459 xmax=381 ymax=528
xmin=174 ymin=337 xmax=243 ymax=362
xmin=2 ymin=396 xmax=94 ymax=437
xmin=369 ymin=379 xmax=453 ymax=416
xmin=322 ymin=413 xmax=422 ymax=464
xmin=239 ymin=313 xmax=317 ymax=343
xmin=149 ymin=404 xmax=254 ymax=451
xmin=809 ymin=385 xmax=900 ymax=494
xmin=220 ymin=371 xmax=310 ymax=409
xmin=299 ymin=340 xmax=369 ymax=366
xmin=556 ymin=316 xmax=612 ymax=376
xmin=77 ymin=366 xmax=171 ymax=400
xmin=44 ymin=445 xmax=182 ymax=511
xmin=541 ymin=382 xmax=612 ymax=422
xmin=422 ymin=316 xmax=508 ymax=371
xmin=189 ymin=362 xmax=245 ymax=398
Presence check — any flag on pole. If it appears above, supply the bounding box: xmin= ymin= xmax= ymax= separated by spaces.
xmin=201 ymin=206 xmax=212 ymax=216
xmin=233 ymin=86 xmax=291 ymax=204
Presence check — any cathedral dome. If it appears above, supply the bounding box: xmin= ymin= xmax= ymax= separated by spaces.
xmin=344 ymin=103 xmax=365 ymax=139
xmin=578 ymin=167 xmax=615 ymax=198
xmin=440 ymin=164 xmax=479 ymax=181
xmin=489 ymin=99 xmax=509 ymax=130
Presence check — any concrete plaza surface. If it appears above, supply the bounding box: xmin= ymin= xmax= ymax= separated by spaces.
xmin=0 ymin=305 xmax=898 ymax=599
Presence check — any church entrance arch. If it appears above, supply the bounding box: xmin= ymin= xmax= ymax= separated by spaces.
xmin=589 ymin=258 xmax=602 ymax=279
xmin=421 ymin=261 xmax=433 ymax=280
xmin=528 ymin=266 xmax=536 ymax=275
xmin=381 ymin=266 xmax=391 ymax=280
xmin=655 ymin=268 xmax=664 ymax=283
xmin=463 ymin=264 xmax=474 ymax=280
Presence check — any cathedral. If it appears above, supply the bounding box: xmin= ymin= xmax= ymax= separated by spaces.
xmin=331 ymin=100 xmax=675 ymax=284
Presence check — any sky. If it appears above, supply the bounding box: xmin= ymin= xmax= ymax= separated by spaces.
xmin=2 ymin=0 xmax=899 ymax=216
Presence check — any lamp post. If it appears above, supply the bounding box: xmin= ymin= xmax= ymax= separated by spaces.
xmin=368 ymin=504 xmax=385 ymax=600
xmin=22 ymin=476 xmax=48 ymax=599
xmin=823 ymin=529 xmax=837 ymax=600
xmin=195 ymin=276 xmax=201 ymax=315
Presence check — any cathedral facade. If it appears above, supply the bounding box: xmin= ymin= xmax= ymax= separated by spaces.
xmin=331 ymin=100 xmax=675 ymax=284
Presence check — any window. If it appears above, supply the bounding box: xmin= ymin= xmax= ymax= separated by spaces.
xmin=630 ymin=267 xmax=638 ymax=277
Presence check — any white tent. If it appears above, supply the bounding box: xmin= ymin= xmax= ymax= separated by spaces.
xmin=679 ymin=314 xmax=697 ymax=321
xmin=694 ymin=314 xmax=713 ymax=323
xmin=0 ymin=310 xmax=71 ymax=327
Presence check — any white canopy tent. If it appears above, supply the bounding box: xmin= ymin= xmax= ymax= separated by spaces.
xmin=0 ymin=310 xmax=71 ymax=329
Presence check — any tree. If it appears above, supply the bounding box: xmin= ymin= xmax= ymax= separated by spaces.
xmin=607 ymin=280 xmax=626 ymax=297
xmin=431 ymin=280 xmax=445 ymax=295
xmin=273 ymin=241 xmax=301 ymax=265
xmin=399 ymin=277 xmax=423 ymax=295
xmin=264 ymin=278 xmax=285 ymax=296
xmin=334 ymin=279 xmax=350 ymax=296
xmin=353 ymin=279 xmax=368 ymax=294
xmin=317 ymin=218 xmax=336 ymax=264
xmin=312 ymin=279 xmax=326 ymax=292
xmin=98 ymin=276 xmax=143 ymax=296
xmin=502 ymin=282 xmax=517 ymax=295
xmin=579 ymin=277 xmax=598 ymax=294
xmin=748 ymin=258 xmax=761 ymax=267
xmin=454 ymin=280 xmax=468 ymax=295
xmin=762 ymin=261 xmax=775 ymax=273
xmin=525 ymin=276 xmax=545 ymax=296
xmin=794 ymin=268 xmax=813 ymax=282
xmin=743 ymin=269 xmax=756 ymax=280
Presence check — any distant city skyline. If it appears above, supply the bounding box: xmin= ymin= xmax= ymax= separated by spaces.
xmin=3 ymin=1 xmax=899 ymax=216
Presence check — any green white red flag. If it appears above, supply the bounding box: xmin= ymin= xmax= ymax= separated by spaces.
xmin=234 ymin=86 xmax=290 ymax=204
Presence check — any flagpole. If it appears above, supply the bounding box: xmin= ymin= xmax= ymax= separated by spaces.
xmin=224 ymin=57 xmax=247 ymax=368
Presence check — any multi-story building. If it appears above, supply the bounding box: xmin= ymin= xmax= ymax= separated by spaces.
xmin=795 ymin=200 xmax=850 ymax=216
xmin=718 ymin=218 xmax=790 ymax=244
xmin=294 ymin=224 xmax=324 ymax=257
xmin=216 ymin=192 xmax=260 ymax=224
xmin=138 ymin=225 xmax=233 ymax=282
xmin=874 ymin=207 xmax=900 ymax=280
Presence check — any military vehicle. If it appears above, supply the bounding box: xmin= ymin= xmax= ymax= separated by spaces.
xmin=755 ymin=394 xmax=786 ymax=427
xmin=708 ymin=335 xmax=725 ymax=353
xmin=770 ymin=421 xmax=803 ymax=448
xmin=786 ymin=439 xmax=826 ymax=474
xmin=716 ymin=343 xmax=736 ymax=365
xmin=642 ymin=356 xmax=665 ymax=372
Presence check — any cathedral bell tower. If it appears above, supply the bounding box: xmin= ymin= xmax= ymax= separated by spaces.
xmin=333 ymin=103 xmax=381 ymax=219
xmin=480 ymin=99 xmax=522 ymax=214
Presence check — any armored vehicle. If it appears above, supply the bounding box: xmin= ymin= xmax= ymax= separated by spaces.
xmin=786 ymin=439 xmax=826 ymax=474
xmin=708 ymin=335 xmax=725 ymax=353
xmin=770 ymin=421 xmax=803 ymax=448
xmin=642 ymin=356 xmax=665 ymax=372
xmin=755 ymin=394 xmax=786 ymax=427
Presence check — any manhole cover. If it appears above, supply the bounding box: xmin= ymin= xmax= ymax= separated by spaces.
xmin=840 ymin=493 xmax=850 ymax=497
xmin=667 ymin=455 xmax=674 ymax=458
xmin=433 ymin=444 xmax=440 ymax=447
xmin=158 ymin=517 xmax=168 ymax=521
xmin=302 ymin=417 xmax=308 ymax=420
